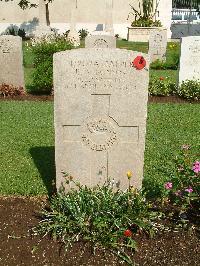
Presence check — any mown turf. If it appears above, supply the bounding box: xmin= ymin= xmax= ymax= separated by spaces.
xmin=0 ymin=101 xmax=199 ymax=196
xmin=144 ymin=103 xmax=200 ymax=197
xmin=150 ymin=69 xmax=178 ymax=83
xmin=0 ymin=101 xmax=54 ymax=195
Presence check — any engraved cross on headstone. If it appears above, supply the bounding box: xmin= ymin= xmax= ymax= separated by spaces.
xmin=62 ymin=94 xmax=139 ymax=188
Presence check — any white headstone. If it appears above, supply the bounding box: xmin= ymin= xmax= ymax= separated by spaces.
xmin=0 ymin=35 xmax=24 ymax=88
xmin=67 ymin=0 xmax=80 ymax=47
xmin=85 ymin=35 xmax=116 ymax=48
xmin=54 ymin=48 xmax=149 ymax=191
xmin=104 ymin=0 xmax=114 ymax=36
xmin=34 ymin=0 xmax=52 ymax=38
xmin=149 ymin=29 xmax=167 ymax=62
xmin=179 ymin=36 xmax=200 ymax=85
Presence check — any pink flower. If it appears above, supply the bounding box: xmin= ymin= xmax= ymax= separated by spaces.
xmin=164 ymin=182 xmax=173 ymax=190
xmin=192 ymin=161 xmax=200 ymax=173
xmin=185 ymin=187 xmax=193 ymax=193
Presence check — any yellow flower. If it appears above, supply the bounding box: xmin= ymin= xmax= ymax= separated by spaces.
xmin=127 ymin=171 xmax=132 ymax=179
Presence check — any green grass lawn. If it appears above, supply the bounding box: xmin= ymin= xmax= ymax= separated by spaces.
xmin=0 ymin=101 xmax=199 ymax=196
xmin=117 ymin=40 xmax=149 ymax=53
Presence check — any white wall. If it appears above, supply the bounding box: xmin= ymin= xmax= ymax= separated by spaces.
xmin=0 ymin=0 xmax=172 ymax=39
xmin=157 ymin=0 xmax=172 ymax=38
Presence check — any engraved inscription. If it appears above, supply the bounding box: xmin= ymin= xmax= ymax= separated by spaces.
xmin=188 ymin=40 xmax=200 ymax=66
xmin=94 ymin=39 xmax=109 ymax=48
xmin=189 ymin=41 xmax=200 ymax=53
xmin=152 ymin=34 xmax=163 ymax=55
xmin=82 ymin=118 xmax=117 ymax=151
xmin=65 ymin=60 xmax=137 ymax=92
xmin=0 ymin=40 xmax=11 ymax=54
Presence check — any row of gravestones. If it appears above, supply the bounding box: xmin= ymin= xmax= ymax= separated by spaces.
xmin=0 ymin=34 xmax=200 ymax=191
xmin=86 ymin=30 xmax=168 ymax=63
xmin=0 ymin=29 xmax=169 ymax=91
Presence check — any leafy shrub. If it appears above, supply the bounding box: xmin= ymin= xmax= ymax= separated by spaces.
xmin=177 ymin=80 xmax=200 ymax=101
xmin=0 ymin=84 xmax=25 ymax=97
xmin=149 ymin=76 xmax=177 ymax=96
xmin=33 ymin=174 xmax=155 ymax=265
xmin=5 ymin=25 xmax=26 ymax=40
xmin=27 ymin=36 xmax=73 ymax=94
xmin=131 ymin=18 xmax=162 ymax=27
xmin=78 ymin=28 xmax=89 ymax=40
xmin=129 ymin=0 xmax=162 ymax=27
xmin=162 ymin=145 xmax=200 ymax=219
xmin=63 ymin=30 xmax=70 ymax=38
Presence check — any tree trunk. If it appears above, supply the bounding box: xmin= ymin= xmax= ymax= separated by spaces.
xmin=46 ymin=3 xmax=50 ymax=26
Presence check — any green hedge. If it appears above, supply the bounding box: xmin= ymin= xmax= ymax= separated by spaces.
xmin=27 ymin=38 xmax=73 ymax=94
xmin=149 ymin=77 xmax=200 ymax=101
xmin=177 ymin=80 xmax=200 ymax=101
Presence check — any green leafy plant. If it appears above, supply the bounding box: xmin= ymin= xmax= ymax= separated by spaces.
xmin=177 ymin=80 xmax=200 ymax=101
xmin=0 ymin=83 xmax=25 ymax=97
xmin=27 ymin=36 xmax=73 ymax=94
xmin=149 ymin=76 xmax=177 ymax=96
xmin=33 ymin=174 xmax=155 ymax=265
xmin=162 ymin=145 xmax=200 ymax=219
xmin=128 ymin=0 xmax=162 ymax=27
xmin=5 ymin=25 xmax=26 ymax=40
xmin=131 ymin=18 xmax=162 ymax=27
xmin=78 ymin=28 xmax=89 ymax=40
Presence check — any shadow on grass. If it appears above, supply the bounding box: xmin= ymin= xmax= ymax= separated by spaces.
xmin=30 ymin=146 xmax=56 ymax=196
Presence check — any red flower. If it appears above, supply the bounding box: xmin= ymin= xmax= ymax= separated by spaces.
xmin=159 ymin=77 xmax=165 ymax=80
xmin=124 ymin=229 xmax=132 ymax=237
xmin=132 ymin=56 xmax=146 ymax=70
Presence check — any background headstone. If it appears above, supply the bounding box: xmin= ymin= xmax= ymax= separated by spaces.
xmin=179 ymin=36 xmax=200 ymax=85
xmin=0 ymin=35 xmax=24 ymax=88
xmin=85 ymin=35 xmax=116 ymax=48
xmin=149 ymin=29 xmax=167 ymax=63
xmin=67 ymin=0 xmax=80 ymax=47
xmin=34 ymin=0 xmax=52 ymax=37
xmin=104 ymin=0 xmax=114 ymax=36
xmin=54 ymin=48 xmax=149 ymax=191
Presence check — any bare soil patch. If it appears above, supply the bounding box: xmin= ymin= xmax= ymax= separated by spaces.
xmin=0 ymin=94 xmax=199 ymax=104
xmin=0 ymin=197 xmax=199 ymax=266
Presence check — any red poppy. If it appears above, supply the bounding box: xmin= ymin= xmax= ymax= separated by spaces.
xmin=159 ymin=77 xmax=165 ymax=80
xmin=124 ymin=229 xmax=132 ymax=237
xmin=132 ymin=56 xmax=146 ymax=70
